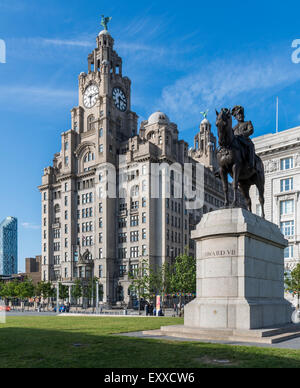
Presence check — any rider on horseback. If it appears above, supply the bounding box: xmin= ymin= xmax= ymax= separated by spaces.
xmin=231 ymin=106 xmax=255 ymax=170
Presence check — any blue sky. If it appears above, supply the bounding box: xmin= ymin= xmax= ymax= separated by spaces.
xmin=1 ymin=0 xmax=300 ymax=271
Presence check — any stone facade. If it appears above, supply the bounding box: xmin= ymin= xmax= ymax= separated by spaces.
xmin=250 ymin=127 xmax=300 ymax=273
xmin=38 ymin=28 xmax=239 ymax=304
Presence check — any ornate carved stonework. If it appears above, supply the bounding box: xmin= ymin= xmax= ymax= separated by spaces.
xmin=264 ymin=159 xmax=278 ymax=173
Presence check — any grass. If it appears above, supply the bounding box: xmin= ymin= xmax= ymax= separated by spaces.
xmin=0 ymin=316 xmax=300 ymax=368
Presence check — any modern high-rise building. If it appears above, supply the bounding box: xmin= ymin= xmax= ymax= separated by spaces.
xmin=0 ymin=217 xmax=18 ymax=276
xmin=39 ymin=25 xmax=238 ymax=304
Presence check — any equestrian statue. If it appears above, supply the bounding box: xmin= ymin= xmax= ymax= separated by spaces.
xmin=215 ymin=106 xmax=265 ymax=218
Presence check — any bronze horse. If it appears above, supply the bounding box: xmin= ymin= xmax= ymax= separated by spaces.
xmin=215 ymin=108 xmax=265 ymax=218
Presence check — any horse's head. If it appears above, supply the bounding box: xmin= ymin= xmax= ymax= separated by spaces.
xmin=216 ymin=108 xmax=233 ymax=147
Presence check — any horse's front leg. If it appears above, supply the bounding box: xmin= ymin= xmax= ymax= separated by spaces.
xmin=232 ymin=163 xmax=241 ymax=207
xmin=219 ymin=168 xmax=229 ymax=207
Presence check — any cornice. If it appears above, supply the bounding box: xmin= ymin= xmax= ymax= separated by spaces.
xmin=257 ymin=141 xmax=300 ymax=156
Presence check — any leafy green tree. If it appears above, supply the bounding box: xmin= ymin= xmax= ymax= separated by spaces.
xmin=16 ymin=279 xmax=35 ymax=310
xmin=170 ymin=252 xmax=196 ymax=315
xmin=285 ymin=264 xmax=300 ymax=309
xmin=71 ymin=279 xmax=83 ymax=309
xmin=2 ymin=281 xmax=19 ymax=302
xmin=129 ymin=260 xmax=151 ymax=315
xmin=59 ymin=284 xmax=69 ymax=301
xmin=36 ymin=282 xmax=55 ymax=309
xmin=149 ymin=263 xmax=172 ymax=299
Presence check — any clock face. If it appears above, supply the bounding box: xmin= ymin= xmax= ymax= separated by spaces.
xmin=112 ymin=87 xmax=127 ymax=112
xmin=83 ymin=84 xmax=99 ymax=109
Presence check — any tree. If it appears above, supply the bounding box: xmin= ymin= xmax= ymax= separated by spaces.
xmin=36 ymin=282 xmax=55 ymax=309
xmin=1 ymin=281 xmax=19 ymax=307
xmin=150 ymin=263 xmax=172 ymax=297
xmin=129 ymin=260 xmax=151 ymax=315
xmin=285 ymin=264 xmax=300 ymax=309
xmin=71 ymin=279 xmax=83 ymax=310
xmin=59 ymin=283 xmax=69 ymax=301
xmin=16 ymin=279 xmax=35 ymax=310
xmin=170 ymin=252 xmax=196 ymax=315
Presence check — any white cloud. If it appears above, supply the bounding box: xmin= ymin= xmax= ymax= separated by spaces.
xmin=0 ymin=85 xmax=77 ymax=105
xmin=21 ymin=222 xmax=40 ymax=230
xmin=41 ymin=38 xmax=92 ymax=48
xmin=158 ymin=53 xmax=300 ymax=130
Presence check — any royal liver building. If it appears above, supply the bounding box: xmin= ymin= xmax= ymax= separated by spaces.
xmin=39 ymin=24 xmax=233 ymax=304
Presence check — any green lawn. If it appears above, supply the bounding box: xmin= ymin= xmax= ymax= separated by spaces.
xmin=1 ymin=316 xmax=300 ymax=368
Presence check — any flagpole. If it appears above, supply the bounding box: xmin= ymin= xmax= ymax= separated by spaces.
xmin=276 ymin=97 xmax=279 ymax=133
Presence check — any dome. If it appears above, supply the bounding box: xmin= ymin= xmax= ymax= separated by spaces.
xmin=201 ymin=118 xmax=210 ymax=125
xmin=99 ymin=30 xmax=111 ymax=36
xmin=148 ymin=111 xmax=170 ymax=125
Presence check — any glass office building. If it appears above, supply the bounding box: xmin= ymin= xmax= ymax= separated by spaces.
xmin=0 ymin=217 xmax=18 ymax=275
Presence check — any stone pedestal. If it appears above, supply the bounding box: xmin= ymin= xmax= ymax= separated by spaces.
xmin=184 ymin=208 xmax=292 ymax=330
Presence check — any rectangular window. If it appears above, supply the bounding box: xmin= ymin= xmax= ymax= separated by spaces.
xmin=284 ymin=245 xmax=294 ymax=258
xmin=131 ymin=201 xmax=139 ymax=210
xmin=280 ymin=221 xmax=295 ymax=236
xmin=280 ymin=178 xmax=293 ymax=192
xmin=99 ymin=265 xmax=103 ymax=278
xmin=130 ymin=215 xmax=139 ymax=227
xmin=119 ymin=233 xmax=127 ymax=243
xmin=119 ymin=265 xmax=126 ymax=277
xmin=130 ymin=247 xmax=139 ymax=258
xmin=280 ymin=200 xmax=294 ymax=215
xmin=118 ymin=248 xmax=127 ymax=259
xmin=281 ymin=158 xmax=293 ymax=171
xmin=130 ymin=263 xmax=139 ymax=275
xmin=53 ymin=229 xmax=60 ymax=239
xmin=99 ymin=248 xmax=103 ymax=259
xmin=118 ymin=217 xmax=127 ymax=228
xmin=130 ymin=231 xmax=139 ymax=242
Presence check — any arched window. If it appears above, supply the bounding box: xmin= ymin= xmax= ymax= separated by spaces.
xmin=84 ymin=152 xmax=95 ymax=163
xmin=87 ymin=115 xmax=95 ymax=131
xmin=147 ymin=131 xmax=155 ymax=140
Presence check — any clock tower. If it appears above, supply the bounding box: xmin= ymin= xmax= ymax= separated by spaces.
xmin=72 ymin=28 xmax=138 ymax=166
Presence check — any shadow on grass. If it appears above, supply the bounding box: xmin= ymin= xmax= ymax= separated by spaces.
xmin=1 ymin=325 xmax=300 ymax=368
